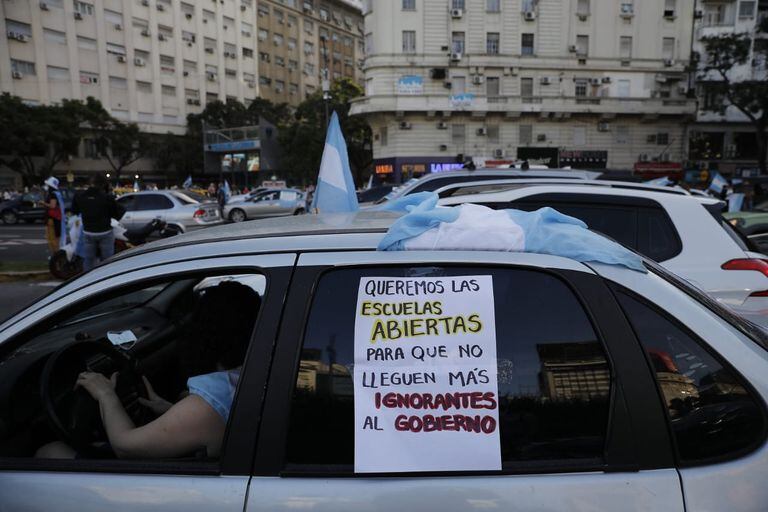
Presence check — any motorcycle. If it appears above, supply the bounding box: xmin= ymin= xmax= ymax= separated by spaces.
xmin=49 ymin=218 xmax=180 ymax=280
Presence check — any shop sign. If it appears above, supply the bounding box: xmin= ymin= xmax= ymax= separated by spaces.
xmin=375 ymin=164 xmax=394 ymax=175
xmin=517 ymin=147 xmax=559 ymax=168
xmin=430 ymin=163 xmax=464 ymax=173
xmin=450 ymin=93 xmax=475 ymax=109
xmin=397 ymin=75 xmax=424 ymax=95
xmin=559 ymin=150 xmax=608 ymax=169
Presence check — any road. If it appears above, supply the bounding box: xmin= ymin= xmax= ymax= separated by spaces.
xmin=0 ymin=280 xmax=60 ymax=323
xmin=0 ymin=223 xmax=50 ymax=264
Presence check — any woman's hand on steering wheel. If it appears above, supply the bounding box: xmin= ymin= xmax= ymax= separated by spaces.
xmin=76 ymin=371 xmax=118 ymax=403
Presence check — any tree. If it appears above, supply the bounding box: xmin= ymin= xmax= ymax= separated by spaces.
xmin=279 ymin=78 xmax=372 ymax=186
xmin=92 ymin=120 xmax=151 ymax=182
xmin=0 ymin=94 xmax=109 ymax=185
xmin=700 ymin=21 xmax=768 ymax=174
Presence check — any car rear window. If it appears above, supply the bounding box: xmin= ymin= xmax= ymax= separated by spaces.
xmin=286 ymin=266 xmax=612 ymax=470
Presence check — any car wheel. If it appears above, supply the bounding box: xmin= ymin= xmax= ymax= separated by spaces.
xmin=294 ymin=208 xmax=306 ymax=216
xmin=229 ymin=209 xmax=247 ymax=223
xmin=1 ymin=210 xmax=18 ymax=225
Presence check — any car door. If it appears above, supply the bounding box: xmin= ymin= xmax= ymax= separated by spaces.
xmin=0 ymin=253 xmax=295 ymax=512
xmin=245 ymin=251 xmax=684 ymax=512
xmin=116 ymin=195 xmax=138 ymax=229
xmin=130 ymin=194 xmax=174 ymax=229
xmin=19 ymin=192 xmax=44 ymax=221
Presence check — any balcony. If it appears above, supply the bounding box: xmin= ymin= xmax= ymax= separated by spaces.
xmin=349 ymin=94 xmax=697 ymax=117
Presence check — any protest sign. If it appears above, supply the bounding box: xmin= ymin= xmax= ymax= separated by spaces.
xmin=354 ymin=275 xmax=501 ymax=473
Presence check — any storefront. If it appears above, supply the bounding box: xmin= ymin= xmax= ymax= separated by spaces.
xmin=633 ymin=162 xmax=684 ymax=181
xmin=372 ymin=156 xmax=466 ymax=184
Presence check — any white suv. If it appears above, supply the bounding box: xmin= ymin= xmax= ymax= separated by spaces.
xmin=441 ymin=183 xmax=768 ymax=326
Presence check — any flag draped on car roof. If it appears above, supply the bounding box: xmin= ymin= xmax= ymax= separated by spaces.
xmin=311 ymin=111 xmax=359 ymax=214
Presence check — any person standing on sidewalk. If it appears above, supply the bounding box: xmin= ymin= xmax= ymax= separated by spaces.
xmin=71 ymin=175 xmax=125 ymax=272
xmin=41 ymin=177 xmax=64 ymax=255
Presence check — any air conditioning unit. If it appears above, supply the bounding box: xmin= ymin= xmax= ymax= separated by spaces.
xmin=117 ymin=55 xmax=127 ymax=63
xmin=523 ymin=11 xmax=536 ymax=21
xmin=185 ymin=13 xmax=192 ymax=19
xmin=437 ymin=121 xmax=448 ymax=129
xmin=589 ymin=78 xmax=601 ymax=85
xmin=247 ymin=81 xmax=256 ymax=88
xmin=243 ymin=31 xmax=251 ymax=37
xmin=639 ymin=153 xmax=649 ymax=162
xmin=620 ymin=3 xmax=634 ymax=16
xmin=158 ymin=34 xmax=167 ymax=41
xmin=207 ymin=72 xmax=217 ymax=81
xmin=241 ymin=4 xmax=246 ymax=10
xmin=205 ymin=47 xmax=214 ymax=53
xmin=11 ymin=71 xmax=22 ymax=79
xmin=399 ymin=121 xmax=412 ymax=130
xmin=694 ymin=8 xmax=704 ymax=19
xmin=472 ymin=75 xmax=484 ymax=85
xmin=597 ymin=122 xmax=611 ymax=132
xmin=141 ymin=0 xmax=149 ymax=5
xmin=450 ymin=52 xmax=462 ymax=61
xmin=141 ymin=29 xmax=151 ymax=37
xmin=194 ymin=99 xmax=201 ymax=105
xmin=134 ymin=57 xmax=146 ymax=66
xmin=568 ymin=45 xmax=577 ymax=53
xmin=476 ymin=127 xmax=488 ymax=136
xmin=39 ymin=2 xmax=49 ymax=10
xmin=647 ymin=134 xmax=657 ymax=143
xmin=183 ymin=71 xmax=189 ymax=76
xmin=186 ymin=98 xmax=196 ymax=105
xmin=540 ymin=76 xmax=551 ymax=85
xmin=439 ymin=144 xmax=448 ymax=151
xmin=14 ymin=34 xmax=29 ymax=42
xmin=537 ymin=134 xmax=547 ymax=142
xmin=114 ymin=23 xmax=122 ymax=30
xmin=493 ymin=149 xmax=504 ymax=158
xmin=663 ymin=58 xmax=674 ymax=67
xmin=450 ymin=8 xmax=463 ymax=18
xmin=577 ymin=13 xmax=589 ymax=21
xmin=74 ymin=12 xmax=83 ymax=20
xmin=157 ymin=4 xmax=165 ymax=11
xmin=677 ymin=85 xmax=687 ymax=95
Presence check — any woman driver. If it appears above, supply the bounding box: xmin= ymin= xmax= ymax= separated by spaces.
xmin=37 ymin=281 xmax=261 ymax=459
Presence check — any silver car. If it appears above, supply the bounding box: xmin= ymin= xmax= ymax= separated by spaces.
xmin=223 ymin=188 xmax=306 ymax=223
xmin=116 ymin=190 xmax=222 ymax=233
xmin=0 ymin=213 xmax=767 ymax=511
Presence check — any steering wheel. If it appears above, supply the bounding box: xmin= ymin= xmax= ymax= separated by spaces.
xmin=40 ymin=339 xmax=150 ymax=456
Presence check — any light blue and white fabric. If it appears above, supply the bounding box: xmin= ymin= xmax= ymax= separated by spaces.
xmin=183 ymin=175 xmax=193 ymax=189
xmin=709 ymin=172 xmax=729 ymax=194
xmin=222 ymin=180 xmax=231 ymax=203
xmin=729 ymin=192 xmax=745 ymax=213
xmin=378 ymin=193 xmax=645 ymax=272
xmin=187 ymin=369 xmax=241 ymax=421
xmin=645 ymin=176 xmax=672 ymax=187
xmin=311 ymin=111 xmax=359 ymax=213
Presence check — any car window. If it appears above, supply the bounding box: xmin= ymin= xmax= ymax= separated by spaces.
xmin=0 ymin=273 xmax=266 ymax=465
xmin=171 ymin=192 xmax=201 ymax=205
xmin=117 ymin=195 xmax=137 ymax=212
xmin=280 ymin=191 xmax=298 ymax=201
xmin=286 ymin=267 xmax=611 ymax=469
xmin=410 ymin=175 xmax=503 ymax=194
xmin=257 ymin=191 xmax=279 ymax=201
xmin=616 ymin=291 xmax=766 ymax=464
xmin=135 ymin=194 xmax=174 ymax=211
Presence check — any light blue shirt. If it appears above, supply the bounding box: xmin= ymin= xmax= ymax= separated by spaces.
xmin=187 ymin=369 xmax=240 ymax=421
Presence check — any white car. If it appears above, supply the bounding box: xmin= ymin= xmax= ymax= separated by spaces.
xmin=441 ymin=183 xmax=768 ymax=325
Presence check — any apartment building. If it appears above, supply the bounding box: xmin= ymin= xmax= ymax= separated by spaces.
xmin=351 ymin=0 xmax=698 ymax=183
xmin=0 ymin=0 xmax=363 ymax=185
xmin=689 ymin=0 xmax=768 ymax=177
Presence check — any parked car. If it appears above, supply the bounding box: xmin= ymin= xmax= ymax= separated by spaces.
xmin=440 ymin=183 xmax=768 ymax=326
xmin=0 ymin=189 xmax=74 ymax=225
xmin=228 ymin=187 xmax=271 ymax=204
xmin=116 ymin=190 xmax=222 ymax=233
xmin=357 ymin=185 xmax=394 ymax=206
xmin=725 ymin=199 xmax=768 ymax=253
xmin=0 ymin=212 xmax=767 ymax=511
xmin=223 ymin=188 xmax=306 ymax=223
xmin=374 ymin=168 xmax=601 ymax=205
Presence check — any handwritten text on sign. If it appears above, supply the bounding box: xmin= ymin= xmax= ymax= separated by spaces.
xmin=354 ymin=276 xmax=501 ymax=473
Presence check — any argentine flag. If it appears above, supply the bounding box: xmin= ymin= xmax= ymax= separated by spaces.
xmin=183 ymin=175 xmax=193 ymax=189
xmin=709 ymin=172 xmax=729 ymax=194
xmin=222 ymin=180 xmax=231 ymax=203
xmin=311 ymin=111 xmax=358 ymax=213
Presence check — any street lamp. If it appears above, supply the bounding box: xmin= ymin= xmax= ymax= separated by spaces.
xmin=320 ymin=35 xmax=331 ymax=128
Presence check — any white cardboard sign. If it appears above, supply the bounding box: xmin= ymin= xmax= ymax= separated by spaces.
xmin=354 ymin=276 xmax=501 ymax=473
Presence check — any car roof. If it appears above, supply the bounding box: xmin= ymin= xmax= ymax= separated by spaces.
xmin=434 ymin=179 xmax=692 ymax=198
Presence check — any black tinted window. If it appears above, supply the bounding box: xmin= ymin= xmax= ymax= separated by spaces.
xmin=135 ymin=194 xmax=174 ymax=211
xmin=617 ymin=292 xmax=765 ymax=463
xmin=287 ymin=267 xmax=611 ymax=467
xmin=117 ymin=195 xmax=136 ymax=212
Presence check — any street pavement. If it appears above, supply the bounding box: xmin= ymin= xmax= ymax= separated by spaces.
xmin=0 ymin=224 xmax=50 ymax=263
xmin=0 ymin=280 xmax=60 ymax=323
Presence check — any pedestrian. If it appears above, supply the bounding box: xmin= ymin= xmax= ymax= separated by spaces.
xmin=207 ymin=182 xmax=216 ymax=198
xmin=41 ymin=177 xmax=64 ymax=255
xmin=71 ymin=175 xmax=126 ymax=272
xmin=217 ymin=182 xmax=228 ymax=216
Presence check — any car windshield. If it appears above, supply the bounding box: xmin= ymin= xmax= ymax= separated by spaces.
xmin=171 ymin=191 xmax=204 ymax=204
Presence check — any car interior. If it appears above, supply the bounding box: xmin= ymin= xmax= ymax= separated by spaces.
xmin=0 ymin=273 xmax=265 ymax=461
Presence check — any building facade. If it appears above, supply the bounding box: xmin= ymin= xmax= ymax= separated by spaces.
xmin=689 ymin=0 xmax=768 ymax=178
xmin=0 ymin=0 xmax=363 ymax=186
xmin=351 ymin=0 xmax=698 ymax=183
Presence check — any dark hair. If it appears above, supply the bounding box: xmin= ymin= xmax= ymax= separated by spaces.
xmin=91 ymin=175 xmax=108 ymax=191
xmin=183 ymin=281 xmax=261 ymax=375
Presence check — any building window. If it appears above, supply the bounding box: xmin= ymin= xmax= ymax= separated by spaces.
xmin=73 ymin=0 xmax=94 ymax=16
xmin=161 ymin=85 xmax=176 ymax=97
xmin=47 ymin=66 xmax=69 ymax=81
xmin=43 ymin=29 xmax=67 ymax=45
xmin=402 ymin=30 xmax=416 ymax=53
xmin=79 ymin=71 xmax=98 ymax=84
xmin=6 ymin=20 xmax=33 ymax=38
xmin=258 ymin=29 xmax=268 ymax=41
xmin=487 ymin=0 xmax=500 ymax=12
xmin=365 ymin=33 xmax=373 ymax=54
xmin=575 ymin=79 xmax=588 ymax=97
xmin=520 ymin=77 xmax=534 ymax=97
xmin=106 ymin=43 xmax=126 ymax=56
xmin=521 ymin=33 xmax=534 ymax=56
xmin=738 ymin=1 xmax=756 ymax=17
xmin=615 ymin=126 xmax=629 ymax=144
xmin=305 ymin=19 xmax=314 ymax=34
xmin=657 ymin=133 xmax=670 ymax=145
xmin=619 ymin=36 xmax=632 ymax=60
xmin=486 ymin=32 xmax=500 ymax=55
xmin=109 ymin=76 xmax=128 ymax=89
xmin=380 ymin=126 xmax=388 ymax=146
xmin=402 ymin=0 xmax=415 ymax=10
xmin=577 ymin=0 xmax=590 ymax=15
xmin=452 ymin=31 xmax=465 ymax=53
xmin=452 ymin=124 xmax=466 ymax=144
xmin=242 ymin=22 xmax=253 ymax=37
xmin=664 ymin=0 xmax=675 ymax=17
xmin=487 ymin=124 xmax=500 ymax=143
xmin=136 ymin=81 xmax=152 ymax=93
xmin=243 ymin=47 xmax=253 ymax=58
xmin=486 ymin=76 xmax=500 ymax=98
xmin=662 ymin=37 xmax=675 ymax=60
xmin=452 ymin=0 xmax=465 ymax=9
xmin=519 ymin=124 xmax=533 ymax=145
xmin=258 ymin=4 xmax=269 ymax=16
xmin=160 ymin=55 xmax=175 ymax=74
xmin=76 ymin=36 xmax=97 ymax=51
xmin=617 ymin=79 xmax=631 ymax=97
xmin=576 ymin=35 xmax=589 ymax=56
xmin=573 ymin=126 xmax=586 ymax=146
xmin=260 ymin=52 xmax=270 ymax=62
xmin=203 ymin=9 xmax=215 ymax=23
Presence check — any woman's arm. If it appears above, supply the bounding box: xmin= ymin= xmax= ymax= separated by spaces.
xmin=77 ymin=372 xmax=225 ymax=459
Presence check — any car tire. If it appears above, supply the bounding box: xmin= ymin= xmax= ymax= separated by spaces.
xmin=1 ymin=210 xmax=18 ymax=225
xmin=229 ymin=209 xmax=247 ymax=223
xmin=293 ymin=208 xmax=306 ymax=216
